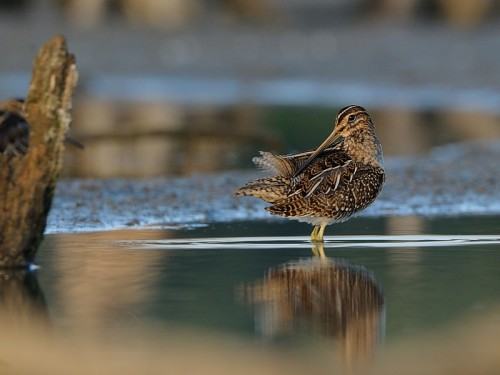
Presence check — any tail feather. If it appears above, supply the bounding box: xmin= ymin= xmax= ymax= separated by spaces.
xmin=266 ymin=201 xmax=309 ymax=217
xmin=235 ymin=176 xmax=290 ymax=203
xmin=253 ymin=151 xmax=296 ymax=177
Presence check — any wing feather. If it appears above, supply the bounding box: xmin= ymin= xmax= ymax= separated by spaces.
xmin=265 ymin=150 xmax=384 ymax=221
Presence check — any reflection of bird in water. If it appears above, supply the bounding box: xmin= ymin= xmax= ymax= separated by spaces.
xmin=244 ymin=249 xmax=385 ymax=366
xmin=0 ymin=98 xmax=84 ymax=159
xmin=0 ymin=99 xmax=29 ymax=157
xmin=236 ymin=105 xmax=385 ymax=242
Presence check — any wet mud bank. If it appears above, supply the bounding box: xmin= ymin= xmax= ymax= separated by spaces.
xmin=48 ymin=140 xmax=500 ymax=234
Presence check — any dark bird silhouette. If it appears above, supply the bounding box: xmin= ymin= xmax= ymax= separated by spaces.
xmin=0 ymin=98 xmax=84 ymax=159
xmin=0 ymin=99 xmax=29 ymax=158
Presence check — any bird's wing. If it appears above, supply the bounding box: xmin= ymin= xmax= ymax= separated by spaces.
xmin=267 ymin=156 xmax=384 ymax=219
xmin=265 ymin=151 xmax=362 ymax=218
xmin=238 ymin=146 xmax=351 ymax=205
xmin=288 ymin=151 xmax=354 ymax=199
xmin=253 ymin=146 xmax=341 ymax=178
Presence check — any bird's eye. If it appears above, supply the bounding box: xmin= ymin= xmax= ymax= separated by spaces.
xmin=348 ymin=114 xmax=356 ymax=121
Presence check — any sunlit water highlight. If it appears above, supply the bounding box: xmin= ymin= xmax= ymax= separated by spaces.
xmin=120 ymin=234 xmax=500 ymax=250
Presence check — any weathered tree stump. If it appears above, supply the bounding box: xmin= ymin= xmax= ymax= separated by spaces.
xmin=0 ymin=35 xmax=78 ymax=267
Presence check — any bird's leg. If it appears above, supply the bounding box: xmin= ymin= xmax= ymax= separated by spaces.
xmin=317 ymin=224 xmax=327 ymax=243
xmin=310 ymin=225 xmax=319 ymax=242
xmin=311 ymin=225 xmax=327 ymax=243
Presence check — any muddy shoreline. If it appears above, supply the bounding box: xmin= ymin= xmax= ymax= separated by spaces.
xmin=47 ymin=140 xmax=500 ymax=234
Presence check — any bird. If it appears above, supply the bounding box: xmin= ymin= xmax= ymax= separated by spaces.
xmin=0 ymin=99 xmax=30 ymax=158
xmin=235 ymin=105 xmax=385 ymax=243
xmin=0 ymin=98 xmax=84 ymax=159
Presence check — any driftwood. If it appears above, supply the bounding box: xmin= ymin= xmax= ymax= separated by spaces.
xmin=0 ymin=35 xmax=78 ymax=267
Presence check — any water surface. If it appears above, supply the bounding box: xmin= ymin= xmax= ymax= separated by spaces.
xmin=1 ymin=215 xmax=499 ymax=373
xmin=35 ymin=216 xmax=500 ymax=344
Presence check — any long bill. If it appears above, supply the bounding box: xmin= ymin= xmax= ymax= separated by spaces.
xmin=293 ymin=132 xmax=344 ymax=178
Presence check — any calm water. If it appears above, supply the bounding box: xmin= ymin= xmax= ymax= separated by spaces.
xmin=28 ymin=216 xmax=499 ymax=355
xmin=1 ymin=216 xmax=499 ymax=373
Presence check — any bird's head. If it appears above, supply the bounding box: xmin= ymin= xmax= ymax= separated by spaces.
xmin=333 ymin=105 xmax=374 ymax=139
xmin=293 ymin=105 xmax=381 ymax=177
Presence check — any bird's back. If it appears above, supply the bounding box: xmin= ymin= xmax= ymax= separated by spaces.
xmin=236 ymin=147 xmax=384 ymax=224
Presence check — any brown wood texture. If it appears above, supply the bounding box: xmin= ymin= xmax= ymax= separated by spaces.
xmin=0 ymin=35 xmax=78 ymax=267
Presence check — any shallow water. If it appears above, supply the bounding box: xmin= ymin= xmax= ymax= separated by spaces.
xmin=0 ymin=216 xmax=499 ymax=373
xmin=29 ymin=217 xmax=499 ymax=356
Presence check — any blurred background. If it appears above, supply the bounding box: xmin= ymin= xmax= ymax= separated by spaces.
xmin=2 ymin=4 xmax=500 ymax=373
xmin=1 ymin=0 xmax=499 ymax=177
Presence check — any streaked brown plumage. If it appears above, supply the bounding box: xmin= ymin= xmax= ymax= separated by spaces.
xmin=0 ymin=98 xmax=84 ymax=158
xmin=0 ymin=99 xmax=29 ymax=158
xmin=235 ymin=105 xmax=385 ymax=242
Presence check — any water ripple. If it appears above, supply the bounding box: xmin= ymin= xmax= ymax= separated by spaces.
xmin=118 ymin=234 xmax=500 ymax=250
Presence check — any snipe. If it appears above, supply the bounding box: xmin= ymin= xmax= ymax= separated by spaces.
xmin=235 ymin=105 xmax=385 ymax=243
xmin=0 ymin=98 xmax=83 ymax=157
